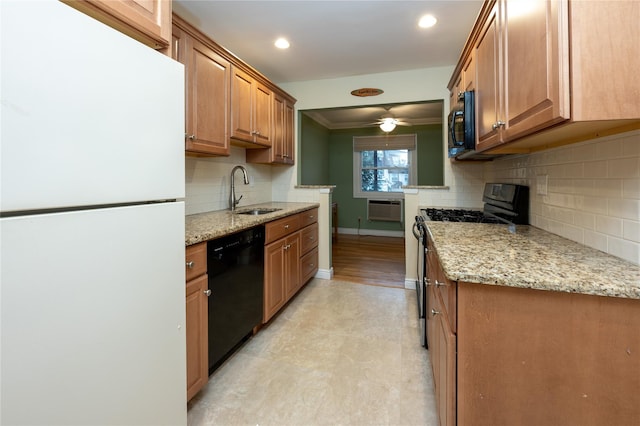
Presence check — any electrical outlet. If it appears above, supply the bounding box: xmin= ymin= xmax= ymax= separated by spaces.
xmin=536 ymin=175 xmax=548 ymax=196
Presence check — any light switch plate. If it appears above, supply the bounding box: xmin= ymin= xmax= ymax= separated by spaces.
xmin=537 ymin=175 xmax=548 ymax=195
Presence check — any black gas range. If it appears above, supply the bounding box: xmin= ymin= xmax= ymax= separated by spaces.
xmin=422 ymin=183 xmax=529 ymax=225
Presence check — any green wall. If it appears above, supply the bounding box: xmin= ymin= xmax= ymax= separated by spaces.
xmin=299 ymin=114 xmax=330 ymax=184
xmin=300 ymin=115 xmax=444 ymax=232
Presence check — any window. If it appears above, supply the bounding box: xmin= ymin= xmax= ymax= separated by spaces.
xmin=353 ymin=134 xmax=417 ymax=199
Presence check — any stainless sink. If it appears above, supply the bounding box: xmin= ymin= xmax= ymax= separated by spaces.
xmin=234 ymin=208 xmax=282 ymax=215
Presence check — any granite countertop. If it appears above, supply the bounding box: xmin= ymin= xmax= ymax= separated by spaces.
xmin=426 ymin=222 xmax=640 ymax=300
xmin=185 ymin=202 xmax=319 ymax=246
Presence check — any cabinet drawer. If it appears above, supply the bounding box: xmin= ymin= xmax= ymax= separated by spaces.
xmin=265 ymin=214 xmax=301 ymax=244
xmin=437 ymin=270 xmax=457 ymax=334
xmin=185 ymin=242 xmax=207 ymax=282
xmin=300 ymin=247 xmax=318 ymax=285
xmin=300 ymin=223 xmax=318 ymax=254
xmin=299 ymin=208 xmax=318 ymax=228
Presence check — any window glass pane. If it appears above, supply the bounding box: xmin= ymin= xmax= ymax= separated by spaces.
xmin=361 ymin=169 xmax=376 ymax=191
xmin=375 ymin=149 xmax=408 ymax=168
xmin=362 ymin=151 xmax=376 ymax=167
xmin=359 ymin=150 xmax=409 ymax=193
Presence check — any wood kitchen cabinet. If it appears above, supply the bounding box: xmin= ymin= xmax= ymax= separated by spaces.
xmin=185 ymin=242 xmax=208 ymax=401
xmin=246 ymin=92 xmax=296 ymax=165
xmin=427 ymin=235 xmax=640 ymax=425
xmin=450 ymin=0 xmax=639 ymax=156
xmin=172 ymin=16 xmax=231 ymax=156
xmin=426 ymin=238 xmax=456 ymax=426
xmin=172 ymin=13 xmax=296 ymax=159
xmin=231 ymin=66 xmax=273 ymax=148
xmin=263 ymin=208 xmax=318 ymax=323
xmin=62 ymin=0 xmax=171 ymax=51
xmin=474 ymin=0 xmax=569 ymax=152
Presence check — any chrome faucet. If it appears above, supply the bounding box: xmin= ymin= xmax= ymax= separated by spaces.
xmin=229 ymin=165 xmax=250 ymax=211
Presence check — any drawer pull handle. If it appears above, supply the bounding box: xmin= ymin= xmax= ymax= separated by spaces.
xmin=431 ymin=308 xmax=441 ymax=317
xmin=186 ymin=261 xmax=194 ymax=269
xmin=204 ymin=289 xmax=211 ymax=297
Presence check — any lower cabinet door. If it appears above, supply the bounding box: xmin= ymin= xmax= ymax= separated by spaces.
xmin=185 ymin=273 xmax=208 ymax=401
xmin=264 ymin=239 xmax=286 ymax=323
xmin=284 ymin=234 xmax=301 ymax=299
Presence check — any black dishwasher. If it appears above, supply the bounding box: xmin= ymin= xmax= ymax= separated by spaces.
xmin=207 ymin=226 xmax=264 ymax=374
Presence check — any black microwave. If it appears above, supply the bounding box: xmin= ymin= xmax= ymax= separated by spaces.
xmin=447 ymin=91 xmax=475 ymax=157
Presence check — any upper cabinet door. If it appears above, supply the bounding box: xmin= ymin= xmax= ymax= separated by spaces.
xmin=184 ymin=36 xmax=231 ymax=155
xmin=230 ymin=67 xmax=255 ymax=143
xmin=502 ymin=0 xmax=569 ymax=141
xmin=63 ymin=0 xmax=171 ymax=50
xmin=474 ymin=3 xmax=503 ymax=152
xmin=253 ymin=82 xmax=273 ymax=146
xmin=230 ymin=66 xmax=273 ymax=147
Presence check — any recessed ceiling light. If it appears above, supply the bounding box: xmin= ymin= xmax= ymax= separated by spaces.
xmin=418 ymin=14 xmax=437 ymax=28
xmin=274 ymin=38 xmax=290 ymax=49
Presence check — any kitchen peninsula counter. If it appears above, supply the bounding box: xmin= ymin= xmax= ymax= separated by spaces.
xmin=185 ymin=202 xmax=319 ymax=246
xmin=426 ymin=222 xmax=640 ymax=299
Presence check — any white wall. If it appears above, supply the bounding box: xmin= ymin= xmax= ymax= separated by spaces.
xmin=278 ymin=66 xmax=455 ymax=198
xmin=484 ymin=130 xmax=640 ymax=265
xmin=185 ymin=146 xmax=273 ymax=215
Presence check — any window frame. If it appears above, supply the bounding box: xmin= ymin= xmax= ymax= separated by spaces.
xmin=352 ymin=134 xmax=417 ymax=199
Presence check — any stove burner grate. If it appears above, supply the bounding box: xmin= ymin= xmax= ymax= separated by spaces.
xmin=422 ymin=208 xmax=504 ymax=224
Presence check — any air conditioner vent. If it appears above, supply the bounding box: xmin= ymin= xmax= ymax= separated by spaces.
xmin=367 ymin=199 xmax=403 ymax=222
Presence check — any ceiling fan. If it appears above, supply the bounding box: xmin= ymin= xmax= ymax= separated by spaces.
xmin=368 ymin=106 xmax=412 ymax=132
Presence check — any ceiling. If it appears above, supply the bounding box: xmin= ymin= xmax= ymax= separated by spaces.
xmin=302 ymin=100 xmax=444 ymax=130
xmin=172 ymin=0 xmax=482 ymax=129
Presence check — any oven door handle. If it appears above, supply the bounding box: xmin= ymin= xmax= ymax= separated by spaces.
xmin=412 ymin=219 xmax=422 ymax=240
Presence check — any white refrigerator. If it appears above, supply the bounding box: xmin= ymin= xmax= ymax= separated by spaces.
xmin=1 ymin=1 xmax=187 ymax=425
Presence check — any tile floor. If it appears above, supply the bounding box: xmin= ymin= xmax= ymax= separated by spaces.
xmin=187 ymin=278 xmax=438 ymax=426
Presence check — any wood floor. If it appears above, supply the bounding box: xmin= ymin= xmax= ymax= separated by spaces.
xmin=331 ymin=234 xmax=405 ymax=288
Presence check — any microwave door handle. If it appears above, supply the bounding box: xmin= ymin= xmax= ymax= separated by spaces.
xmin=450 ymin=110 xmax=463 ymax=145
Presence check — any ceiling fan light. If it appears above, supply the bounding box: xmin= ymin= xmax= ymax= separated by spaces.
xmin=380 ymin=118 xmax=397 ymax=132
xmin=274 ymin=38 xmax=290 ymax=49
xmin=419 ymin=14 xmax=437 ymax=28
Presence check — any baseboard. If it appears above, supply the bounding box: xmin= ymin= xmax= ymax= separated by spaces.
xmin=405 ymin=278 xmax=417 ymax=290
xmin=315 ymin=267 xmax=333 ymax=280
xmin=337 ymin=227 xmax=404 ymax=238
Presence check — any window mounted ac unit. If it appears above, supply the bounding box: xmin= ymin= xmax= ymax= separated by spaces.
xmin=367 ymin=199 xmax=403 ymax=222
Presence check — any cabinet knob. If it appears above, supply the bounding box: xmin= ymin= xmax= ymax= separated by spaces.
xmin=186 ymin=261 xmax=194 ymax=269
xmin=434 ymin=280 xmax=445 ymax=287
xmin=204 ymin=289 xmax=212 ymax=296
xmin=187 ymin=134 xmax=196 ymax=140
xmin=284 ymin=224 xmax=289 ymax=229
xmin=492 ymin=121 xmax=505 ymax=130
xmin=425 ymin=278 xmax=431 ymax=285
xmin=431 ymin=308 xmax=441 ymax=317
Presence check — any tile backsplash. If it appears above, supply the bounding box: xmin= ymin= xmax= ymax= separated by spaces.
xmin=484 ymin=130 xmax=640 ymax=265
xmin=185 ymin=147 xmax=273 ymax=215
